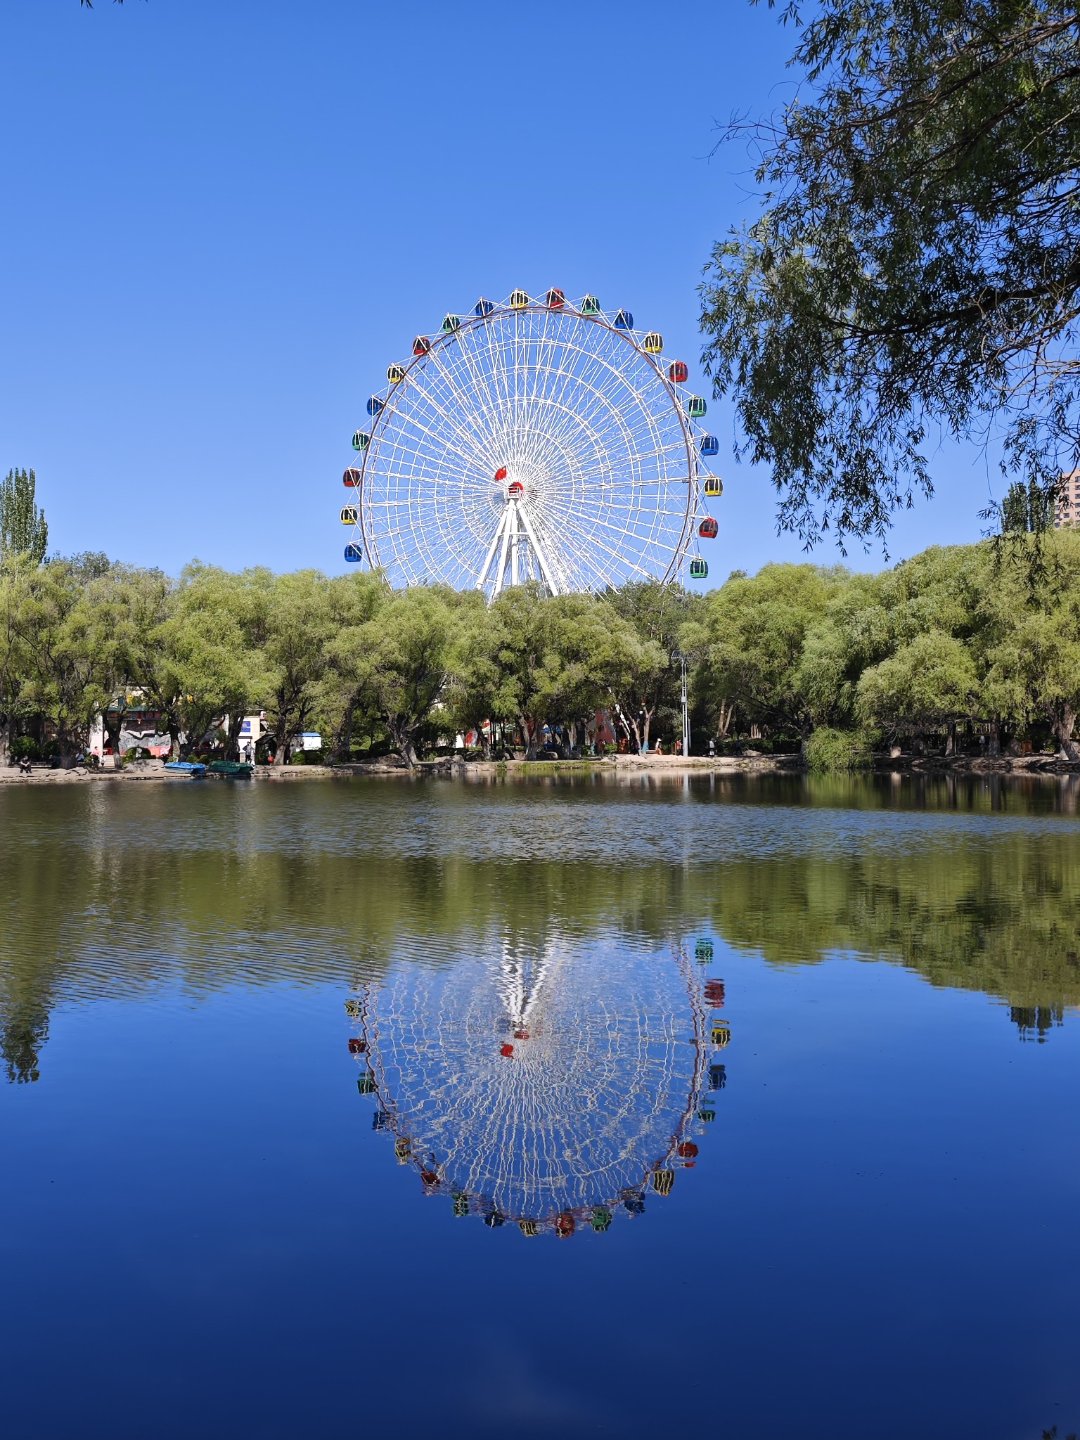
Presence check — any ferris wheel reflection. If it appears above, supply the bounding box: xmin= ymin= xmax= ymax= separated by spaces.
xmin=345 ymin=931 xmax=729 ymax=1238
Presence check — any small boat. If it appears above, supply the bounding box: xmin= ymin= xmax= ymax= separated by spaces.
xmin=164 ymin=761 xmax=207 ymax=777
xmin=207 ymin=760 xmax=254 ymax=778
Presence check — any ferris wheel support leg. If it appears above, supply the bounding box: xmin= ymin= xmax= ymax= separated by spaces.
xmin=516 ymin=503 xmax=561 ymax=597
xmin=493 ymin=504 xmax=515 ymax=598
xmin=510 ymin=502 xmax=521 ymax=589
xmin=477 ymin=508 xmax=509 ymax=594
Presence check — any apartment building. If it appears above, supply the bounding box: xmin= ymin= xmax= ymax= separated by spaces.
xmin=1054 ymin=469 xmax=1080 ymax=529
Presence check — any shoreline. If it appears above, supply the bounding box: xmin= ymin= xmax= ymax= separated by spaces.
xmin=3 ymin=752 xmax=1079 ymax=786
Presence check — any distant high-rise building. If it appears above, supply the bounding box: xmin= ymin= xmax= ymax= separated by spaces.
xmin=1054 ymin=469 xmax=1080 ymax=529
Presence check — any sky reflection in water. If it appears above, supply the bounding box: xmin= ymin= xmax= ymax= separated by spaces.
xmin=0 ymin=775 xmax=1078 ymax=1439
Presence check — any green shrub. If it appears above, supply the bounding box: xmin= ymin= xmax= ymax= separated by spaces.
xmin=804 ymin=727 xmax=875 ymax=772
xmin=10 ymin=736 xmax=39 ymax=762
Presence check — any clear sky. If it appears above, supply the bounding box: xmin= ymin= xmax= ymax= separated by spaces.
xmin=1 ymin=0 xmax=1000 ymax=586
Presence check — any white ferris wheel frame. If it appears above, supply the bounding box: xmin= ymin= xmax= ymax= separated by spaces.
xmin=348 ymin=934 xmax=720 ymax=1230
xmin=344 ymin=292 xmax=720 ymax=597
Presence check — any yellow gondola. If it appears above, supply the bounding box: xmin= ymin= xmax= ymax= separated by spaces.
xmin=643 ymin=332 xmax=663 ymax=354
xmin=652 ymin=1169 xmax=675 ymax=1197
xmin=704 ymin=476 xmax=723 ymax=498
xmin=386 ymin=363 xmax=405 ymax=385
xmin=509 ymin=289 xmax=529 ymax=309
xmin=340 ymin=505 xmax=358 ymax=525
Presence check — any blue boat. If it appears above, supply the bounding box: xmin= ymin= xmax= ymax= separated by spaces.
xmin=164 ymin=761 xmax=207 ymax=777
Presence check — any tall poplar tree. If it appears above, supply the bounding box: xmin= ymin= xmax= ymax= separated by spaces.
xmin=0 ymin=468 xmax=49 ymax=566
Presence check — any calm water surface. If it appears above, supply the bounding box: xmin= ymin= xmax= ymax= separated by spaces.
xmin=2 ymin=774 xmax=1079 ymax=1439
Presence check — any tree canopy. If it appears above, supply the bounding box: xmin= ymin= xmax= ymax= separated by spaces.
xmin=701 ymin=0 xmax=1080 ymax=548
xmin=2 ymin=535 xmax=1080 ymax=767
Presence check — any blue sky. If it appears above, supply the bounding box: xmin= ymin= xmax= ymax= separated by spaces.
xmin=1 ymin=0 xmax=999 ymax=585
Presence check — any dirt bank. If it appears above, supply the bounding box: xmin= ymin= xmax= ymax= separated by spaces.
xmin=3 ymin=751 xmax=1077 ymax=786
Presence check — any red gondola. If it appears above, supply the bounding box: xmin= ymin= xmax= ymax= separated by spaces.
xmin=343 ymin=467 xmax=361 ymax=487
xmin=412 ymin=336 xmax=431 ymax=357
xmin=699 ymin=518 xmax=719 ymax=539
xmin=668 ymin=360 xmax=689 ymax=383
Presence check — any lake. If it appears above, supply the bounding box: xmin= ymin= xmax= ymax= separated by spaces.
xmin=1 ymin=773 xmax=1078 ymax=1439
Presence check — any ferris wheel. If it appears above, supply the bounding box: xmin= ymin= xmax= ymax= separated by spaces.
xmin=339 ymin=289 xmax=723 ymax=596
xmin=345 ymin=931 xmax=731 ymax=1237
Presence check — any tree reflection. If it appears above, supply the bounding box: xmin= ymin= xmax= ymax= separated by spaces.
xmin=3 ymin=780 xmax=1080 ymax=1084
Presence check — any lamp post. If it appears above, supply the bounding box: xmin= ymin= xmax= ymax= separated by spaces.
xmin=675 ymin=652 xmax=690 ymax=757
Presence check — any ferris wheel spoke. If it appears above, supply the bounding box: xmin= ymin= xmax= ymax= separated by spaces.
xmin=422 ymin=343 xmax=508 ymax=464
xmin=539 ymin=508 xmax=653 ymax=589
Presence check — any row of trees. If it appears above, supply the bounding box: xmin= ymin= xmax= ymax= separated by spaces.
xmin=689 ymin=530 xmax=1080 ymax=762
xmin=0 ymin=555 xmax=701 ymax=767
xmin=2 ymin=529 xmax=1080 ymax=768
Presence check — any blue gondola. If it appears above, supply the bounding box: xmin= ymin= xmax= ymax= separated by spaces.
xmin=700 ymin=434 xmax=719 ymax=456
xmin=475 ymin=298 xmax=495 ymax=317
xmin=366 ymin=396 xmax=384 ymax=417
xmin=344 ymin=543 xmax=363 ymax=563
xmin=613 ymin=309 xmax=633 ymax=330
